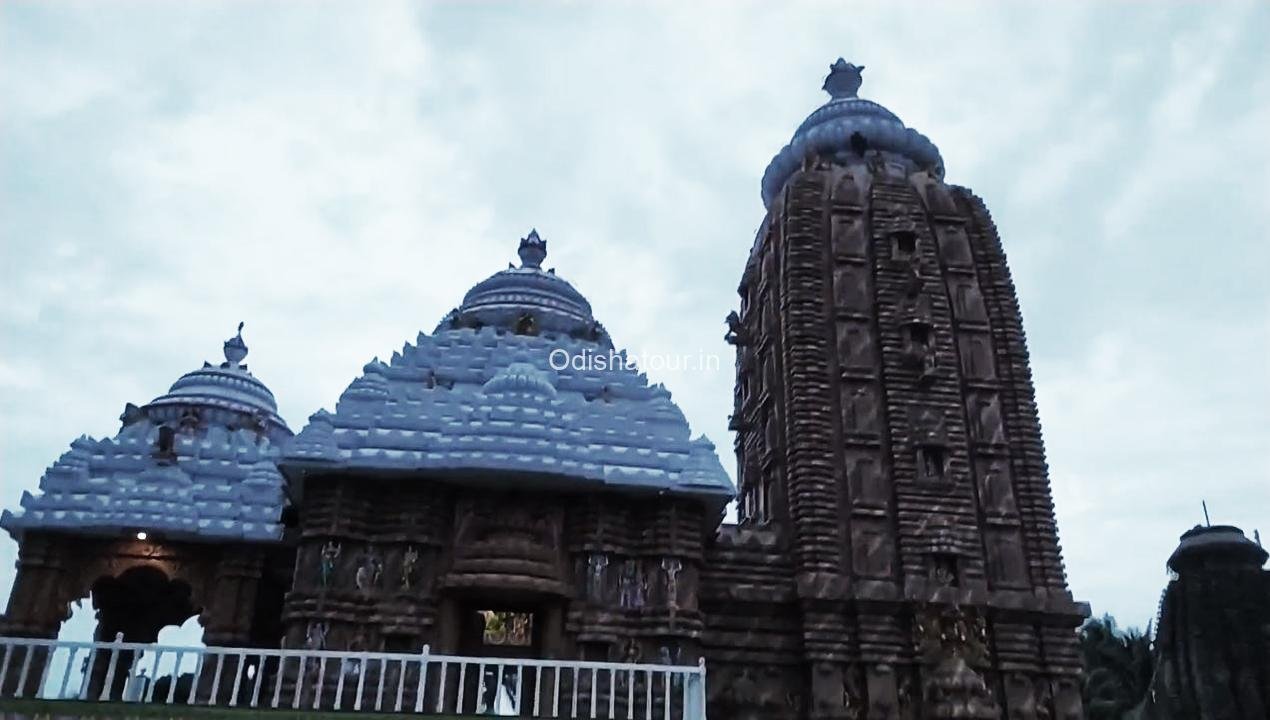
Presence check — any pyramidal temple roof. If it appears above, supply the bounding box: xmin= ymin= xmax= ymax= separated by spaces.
xmin=1 ymin=326 xmax=293 ymax=542
xmin=283 ymin=232 xmax=734 ymax=510
xmin=760 ymin=59 xmax=944 ymax=208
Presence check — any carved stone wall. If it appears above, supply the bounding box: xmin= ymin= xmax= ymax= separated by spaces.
xmin=1131 ymin=526 xmax=1270 ymax=720
xmin=285 ymin=475 xmax=706 ymax=666
xmin=0 ymin=531 xmax=270 ymax=645
xmin=708 ymin=153 xmax=1088 ymax=719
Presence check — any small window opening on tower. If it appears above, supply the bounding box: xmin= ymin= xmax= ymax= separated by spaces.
xmin=892 ymin=230 xmax=918 ymax=260
xmin=155 ymin=426 xmax=176 ymax=458
xmin=918 ymin=446 xmax=947 ymax=481
xmin=907 ymin=322 xmax=932 ymax=347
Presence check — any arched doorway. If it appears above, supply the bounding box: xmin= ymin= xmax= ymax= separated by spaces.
xmin=84 ymin=566 xmax=200 ymax=701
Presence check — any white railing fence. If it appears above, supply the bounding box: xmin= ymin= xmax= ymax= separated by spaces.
xmin=0 ymin=634 xmax=707 ymax=719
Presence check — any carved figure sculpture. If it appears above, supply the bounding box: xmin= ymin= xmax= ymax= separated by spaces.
xmin=401 ymin=546 xmax=419 ymax=590
xmin=661 ymin=557 xmax=683 ymax=610
xmin=618 ymin=559 xmax=643 ymax=609
xmin=319 ymin=541 xmax=341 ymax=588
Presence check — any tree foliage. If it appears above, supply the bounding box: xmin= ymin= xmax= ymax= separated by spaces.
xmin=1079 ymin=614 xmax=1154 ymax=720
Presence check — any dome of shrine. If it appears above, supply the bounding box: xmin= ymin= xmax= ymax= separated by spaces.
xmin=143 ymin=323 xmax=288 ymax=439
xmin=441 ymin=229 xmax=610 ymax=347
xmin=1167 ymin=524 xmax=1268 ymax=573
xmin=760 ymin=58 xmax=944 ymax=208
xmin=1 ymin=327 xmax=293 ymax=543
xmin=286 ymin=231 xmax=734 ymax=511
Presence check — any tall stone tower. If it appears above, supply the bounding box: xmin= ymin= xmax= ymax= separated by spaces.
xmin=706 ymin=59 xmax=1088 ymax=719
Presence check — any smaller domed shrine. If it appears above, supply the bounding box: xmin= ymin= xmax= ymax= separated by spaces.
xmin=2 ymin=324 xmax=290 ymax=542
xmin=0 ymin=326 xmax=295 ymax=652
xmin=1131 ymin=524 xmax=1270 ymax=720
xmin=280 ymin=230 xmax=733 ymax=663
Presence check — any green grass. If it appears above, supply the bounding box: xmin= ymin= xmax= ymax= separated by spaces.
xmin=0 ymin=697 xmax=467 ymax=719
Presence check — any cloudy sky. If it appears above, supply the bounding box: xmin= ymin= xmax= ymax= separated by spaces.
xmin=2 ymin=1 xmax=1267 ymax=633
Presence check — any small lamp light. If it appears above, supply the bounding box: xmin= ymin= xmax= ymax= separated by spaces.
xmin=135 ymin=531 xmax=148 ymax=541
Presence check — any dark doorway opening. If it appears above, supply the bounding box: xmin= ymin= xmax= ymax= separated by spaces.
xmin=459 ymin=604 xmax=542 ymax=659
xmin=453 ymin=601 xmax=546 ymax=715
xmin=85 ymin=566 xmax=199 ymax=701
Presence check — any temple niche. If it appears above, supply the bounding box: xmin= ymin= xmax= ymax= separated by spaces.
xmin=0 ymin=57 xmax=1100 ymax=720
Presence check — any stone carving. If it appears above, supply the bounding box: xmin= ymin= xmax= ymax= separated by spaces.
xmin=834 ymin=264 xmax=871 ymax=312
xmin=954 ymin=283 xmax=988 ymax=322
xmin=847 ymin=454 xmax=886 ymax=505
xmin=305 ymin=621 xmax=329 ymax=650
xmin=936 ymin=225 xmax=973 ymax=265
xmin=986 ymin=529 xmax=1027 ymax=585
xmin=400 ymin=546 xmax=419 ymax=590
xmin=913 ymin=607 xmax=998 ymax=718
xmin=355 ymin=548 xmax=383 ymax=593
xmin=837 ymin=321 xmax=874 ymax=370
xmin=319 ymin=541 xmax=341 ymax=588
xmin=979 ymin=464 xmax=1018 ymax=517
xmin=618 ymin=559 xmax=643 ymax=609
xmin=725 ymin=311 xmax=750 ymax=345
xmin=931 ymin=554 xmax=959 ymax=587
xmin=904 ymin=253 xmax=925 ymax=297
xmin=971 ymin=395 xmax=1005 ymax=445
xmin=961 ymin=335 xmax=995 ymax=380
xmin=178 ymin=407 xmax=201 ymax=430
xmin=842 ymin=665 xmax=866 ymax=720
xmin=661 ymin=557 xmax=682 ymax=610
xmin=853 ymin=521 xmax=895 ymax=577
xmin=842 ymin=385 xmax=879 ymax=436
xmin=119 ymin=402 xmax=146 ymax=428
xmin=833 ymin=170 xmax=861 ymax=205
xmin=587 ymin=552 xmax=608 ymax=602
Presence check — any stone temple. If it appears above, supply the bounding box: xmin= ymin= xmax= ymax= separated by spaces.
xmin=0 ymin=60 xmax=1091 ymax=719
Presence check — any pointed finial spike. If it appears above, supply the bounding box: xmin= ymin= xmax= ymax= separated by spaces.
xmin=823 ymin=58 xmax=864 ymax=99
xmin=517 ymin=228 xmax=547 ymax=269
xmin=1202 ymin=500 xmax=1211 ymax=527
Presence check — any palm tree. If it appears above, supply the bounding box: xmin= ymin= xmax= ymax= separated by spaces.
xmin=1079 ymin=615 xmax=1154 ymax=720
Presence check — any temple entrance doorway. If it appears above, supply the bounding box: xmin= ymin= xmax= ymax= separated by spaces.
xmin=458 ymin=604 xmax=542 ymax=659
xmin=84 ymin=566 xmax=200 ymax=701
xmin=444 ymin=595 xmax=561 ymax=716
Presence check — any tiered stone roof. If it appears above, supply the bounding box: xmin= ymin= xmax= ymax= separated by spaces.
xmin=1 ymin=326 xmax=292 ymax=542
xmin=283 ymin=232 xmax=734 ymax=510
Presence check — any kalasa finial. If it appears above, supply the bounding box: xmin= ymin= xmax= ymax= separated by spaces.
xmin=223 ymin=321 xmax=248 ymax=366
xmin=518 ymin=229 xmax=547 ymax=269
xmin=823 ymin=58 xmax=865 ymax=99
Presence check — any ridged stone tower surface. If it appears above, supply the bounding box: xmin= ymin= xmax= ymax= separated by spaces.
xmin=704 ymin=59 xmax=1088 ymax=720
